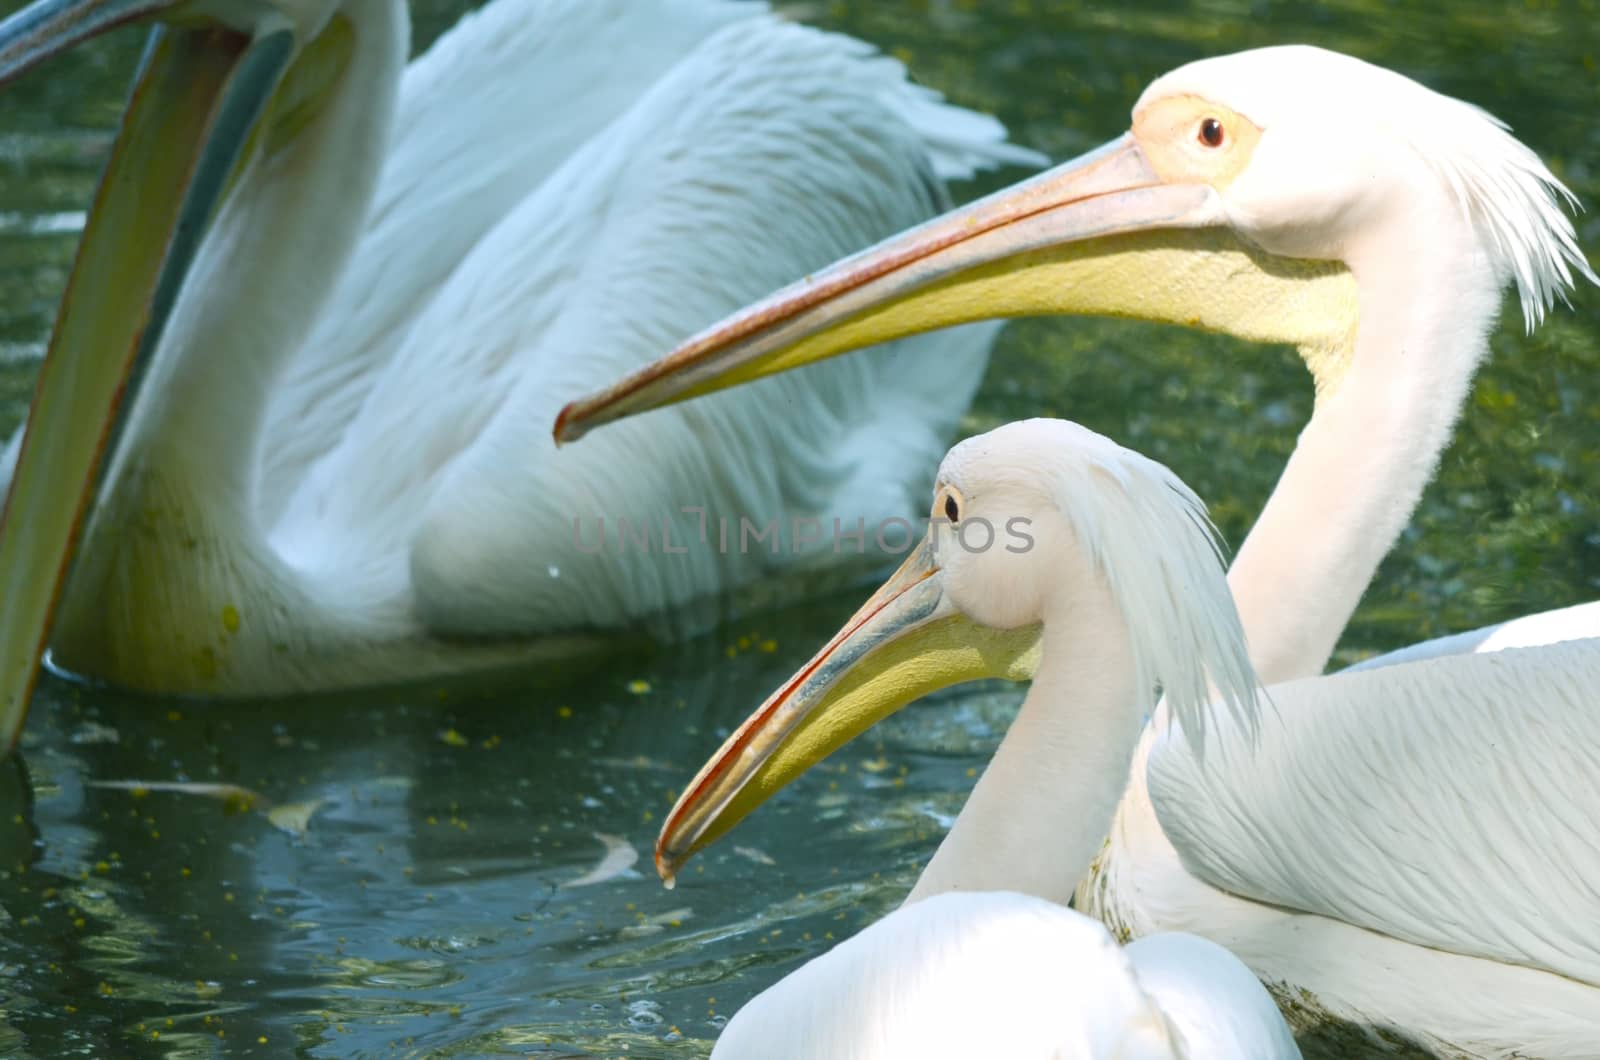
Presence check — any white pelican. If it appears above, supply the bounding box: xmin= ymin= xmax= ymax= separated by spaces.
xmin=674 ymin=419 xmax=1299 ymax=1060
xmin=560 ymin=46 xmax=1600 ymax=1056
xmin=0 ymin=0 xmax=1042 ymax=742
xmin=716 ymin=893 xmax=1300 ymax=1060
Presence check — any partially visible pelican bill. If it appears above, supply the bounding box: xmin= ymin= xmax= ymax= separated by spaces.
xmin=0 ymin=0 xmax=299 ymax=750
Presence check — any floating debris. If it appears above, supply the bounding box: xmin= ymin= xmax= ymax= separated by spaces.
xmin=618 ymin=907 xmax=693 ymax=940
xmin=562 ymin=832 xmax=638 ymax=888
xmin=91 ymin=781 xmax=326 ymax=837
xmin=590 ymin=755 xmax=677 ymax=774
xmin=734 ymin=846 xmax=776 ymax=867
xmin=626 ymin=679 xmax=651 ymax=696
xmin=92 ymin=781 xmax=262 ymax=814
xmin=264 ymin=799 xmax=329 ymax=838
xmin=68 ymin=721 xmax=120 ymax=745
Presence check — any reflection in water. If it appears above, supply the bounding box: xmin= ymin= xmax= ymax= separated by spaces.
xmin=0 ymin=0 xmax=1596 ymax=1056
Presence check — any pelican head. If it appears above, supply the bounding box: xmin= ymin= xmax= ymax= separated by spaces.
xmin=554 ymin=44 xmax=1594 ymax=440
xmin=0 ymin=0 xmax=363 ymax=748
xmin=654 ymin=418 xmax=1258 ymax=881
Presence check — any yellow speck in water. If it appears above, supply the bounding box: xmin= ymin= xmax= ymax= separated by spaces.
xmin=759 ymin=639 xmax=778 ymax=653
xmin=166 ymin=710 xmax=182 ymax=723
xmin=221 ymin=605 xmax=240 ymax=633
xmin=94 ymin=861 xmax=109 ymax=874
xmin=181 ymin=867 xmax=192 ymax=877
xmin=438 ymin=728 xmax=469 ymax=748
xmin=557 ymin=705 xmax=573 ymax=719
xmin=627 ymin=679 xmax=651 ymax=695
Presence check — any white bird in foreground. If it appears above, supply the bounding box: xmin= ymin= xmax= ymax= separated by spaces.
xmin=717 ymin=892 xmax=1299 ymax=1060
xmin=561 ymin=46 xmax=1600 ymax=1057
xmin=0 ymin=0 xmax=1040 ymax=742
xmin=689 ymin=419 xmax=1299 ymax=1060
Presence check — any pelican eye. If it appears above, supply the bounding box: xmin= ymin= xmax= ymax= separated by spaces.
xmin=935 ymin=485 xmax=964 ymax=525
xmin=1198 ymin=117 xmax=1225 ymax=147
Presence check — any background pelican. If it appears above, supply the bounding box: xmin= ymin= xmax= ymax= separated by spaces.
xmin=667 ymin=419 xmax=1299 ymax=1060
xmin=561 ymin=46 xmax=1600 ymax=1056
xmin=0 ymin=0 xmax=1041 ymax=742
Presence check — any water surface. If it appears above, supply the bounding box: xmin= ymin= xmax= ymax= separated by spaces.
xmin=0 ymin=1 xmax=1596 ymax=1056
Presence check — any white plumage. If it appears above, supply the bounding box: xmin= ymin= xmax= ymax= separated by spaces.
xmin=599 ymin=44 xmax=1600 ymax=1058
xmin=714 ymin=892 xmax=1298 ymax=1060
xmin=1060 ymin=49 xmax=1600 ymax=1058
xmin=703 ymin=419 xmax=1300 ymax=1060
xmin=1151 ymin=641 xmax=1600 ymax=988
xmin=8 ymin=0 xmax=1040 ymax=693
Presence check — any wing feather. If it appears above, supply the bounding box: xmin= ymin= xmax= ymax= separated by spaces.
xmin=257 ymin=0 xmax=1040 ymax=520
xmin=1149 ymin=638 xmax=1600 ymax=987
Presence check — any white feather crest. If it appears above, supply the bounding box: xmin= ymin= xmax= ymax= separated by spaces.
xmin=1413 ymin=97 xmax=1599 ymax=330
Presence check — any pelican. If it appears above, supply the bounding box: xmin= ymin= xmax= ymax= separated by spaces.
xmin=677 ymin=419 xmax=1299 ymax=1060
xmin=656 ymin=427 xmax=1600 ymax=1058
xmin=715 ymin=893 xmax=1300 ymax=1060
xmin=0 ymin=0 xmax=1042 ymax=744
xmin=560 ymin=47 xmax=1600 ymax=1055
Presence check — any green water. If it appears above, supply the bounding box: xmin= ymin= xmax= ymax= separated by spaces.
xmin=0 ymin=1 xmax=1596 ymax=1056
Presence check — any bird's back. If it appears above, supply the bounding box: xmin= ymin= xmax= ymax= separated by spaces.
xmin=262 ymin=0 xmax=1041 ymax=635
xmin=713 ymin=891 xmax=1184 ymax=1060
